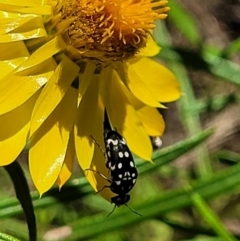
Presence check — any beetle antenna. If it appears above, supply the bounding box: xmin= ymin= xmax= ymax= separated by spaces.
xmin=107 ymin=205 xmax=117 ymax=217
xmin=125 ymin=204 xmax=142 ymax=217
xmin=90 ymin=135 xmax=105 ymax=153
xmin=85 ymin=169 xmax=110 ymax=182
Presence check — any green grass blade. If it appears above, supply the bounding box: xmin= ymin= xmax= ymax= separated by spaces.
xmin=154 ymin=28 xmax=240 ymax=87
xmin=188 ymin=189 xmax=237 ymax=241
xmin=212 ymin=150 xmax=240 ymax=164
xmin=0 ymin=233 xmax=20 ymax=241
xmin=0 ymin=129 xmax=213 ymax=219
xmin=68 ymin=162 xmax=240 ymax=240
xmin=182 ymin=238 xmax=223 ymax=241
xmin=223 ymin=37 xmax=240 ymax=57
xmin=137 ymin=128 xmax=213 ymax=174
xmin=167 ymin=0 xmax=201 ymax=45
xmin=202 ymin=49 xmax=240 ymax=85
xmin=155 ymin=21 xmax=212 ymax=176
xmin=0 ymin=219 xmax=30 ymax=241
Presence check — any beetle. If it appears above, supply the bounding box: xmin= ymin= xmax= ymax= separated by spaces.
xmin=87 ymin=129 xmax=141 ymax=216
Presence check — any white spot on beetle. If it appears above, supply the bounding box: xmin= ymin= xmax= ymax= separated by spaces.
xmin=130 ymin=161 xmax=134 ymax=167
xmin=121 ymin=138 xmax=126 ymax=144
xmin=118 ymin=163 xmax=122 ymax=169
xmin=124 ymin=151 xmax=129 ymax=158
xmin=118 ymin=174 xmax=123 ymax=179
xmin=115 ymin=180 xmax=121 ymax=185
xmin=107 ymin=139 xmax=118 ymax=145
xmin=118 ymin=152 xmax=124 ymax=158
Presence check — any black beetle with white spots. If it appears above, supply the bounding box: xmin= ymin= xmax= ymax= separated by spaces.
xmin=88 ymin=129 xmax=141 ymax=217
xmin=104 ymin=129 xmax=138 ymax=197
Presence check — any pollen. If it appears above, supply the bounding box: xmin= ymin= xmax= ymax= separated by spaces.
xmin=57 ymin=0 xmax=169 ymax=62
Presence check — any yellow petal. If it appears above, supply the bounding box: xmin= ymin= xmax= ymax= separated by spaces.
xmin=85 ymin=146 xmax=113 ymax=202
xmin=137 ymin=106 xmax=165 ymax=136
xmin=0 ymin=70 xmax=54 ymax=115
xmin=100 ymin=68 xmax=153 ymax=161
xmin=0 ymin=41 xmax=29 ymax=79
xmin=75 ymin=74 xmax=104 ymax=171
xmin=16 ymin=36 xmax=65 ymax=73
xmin=0 ymin=0 xmax=44 ymax=6
xmin=30 ymin=55 xmax=79 ymax=135
xmin=139 ymin=35 xmax=161 ymax=57
xmin=0 ymin=27 xmax=47 ymax=43
xmin=57 ymin=132 xmax=75 ymax=189
xmin=120 ymin=62 xmax=164 ymax=107
xmin=129 ymin=57 xmax=181 ymax=103
xmin=0 ymin=12 xmax=44 ymax=33
xmin=0 ymin=91 xmax=39 ymax=165
xmin=77 ymin=61 xmax=96 ymax=104
xmin=2 ymin=5 xmax=52 ymax=15
xmin=29 ymin=87 xmax=78 ymax=195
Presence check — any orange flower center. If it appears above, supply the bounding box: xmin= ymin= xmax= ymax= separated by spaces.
xmin=57 ymin=0 xmax=169 ymax=62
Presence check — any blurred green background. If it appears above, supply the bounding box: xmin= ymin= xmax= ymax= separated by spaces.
xmin=1 ymin=0 xmax=240 ymax=240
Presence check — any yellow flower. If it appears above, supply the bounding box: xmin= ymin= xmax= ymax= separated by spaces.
xmin=0 ymin=0 xmax=180 ymax=200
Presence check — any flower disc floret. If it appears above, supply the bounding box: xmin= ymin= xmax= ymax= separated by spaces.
xmin=58 ymin=0 xmax=169 ymax=61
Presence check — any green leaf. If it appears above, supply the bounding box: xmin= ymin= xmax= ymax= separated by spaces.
xmin=159 ymin=46 xmax=240 ymax=87
xmin=202 ymin=49 xmax=240 ymax=85
xmin=137 ymin=128 xmax=213 ymax=174
xmin=188 ymin=189 xmax=238 ymax=241
xmin=67 ymin=161 xmax=240 ymax=240
xmin=223 ymin=37 xmax=240 ymax=57
xmin=0 ymin=129 xmax=213 ymax=218
xmin=155 ymin=17 xmax=240 ymax=86
xmin=0 ymin=232 xmax=20 ymax=241
xmin=0 ymin=219 xmax=30 ymax=240
xmin=155 ymin=21 xmax=213 ymax=176
xmin=212 ymin=150 xmax=240 ymax=164
xmin=4 ymin=162 xmax=36 ymax=241
xmin=181 ymin=238 xmax=223 ymax=241
xmin=167 ymin=0 xmax=201 ymax=45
